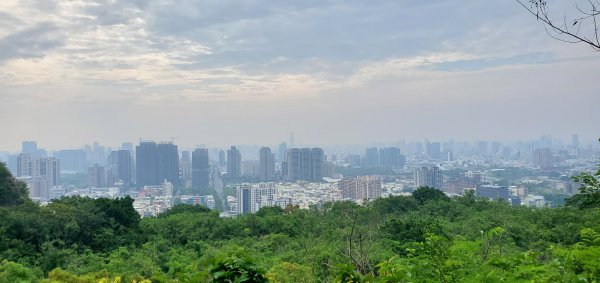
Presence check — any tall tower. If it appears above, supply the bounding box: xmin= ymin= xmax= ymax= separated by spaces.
xmin=379 ymin=147 xmax=405 ymax=169
xmin=180 ymin=151 xmax=192 ymax=188
xmin=21 ymin=141 xmax=38 ymax=156
xmin=136 ymin=141 xmax=158 ymax=187
xmin=286 ymin=148 xmax=324 ymax=182
xmin=259 ymin=147 xmax=275 ymax=181
xmin=108 ymin=150 xmax=131 ymax=187
xmin=17 ymin=153 xmax=32 ymax=177
xmin=157 ymin=142 xmax=180 ymax=186
xmin=364 ymin=147 xmax=379 ymax=167
xmin=192 ymin=148 xmax=210 ymax=189
xmin=227 ymin=146 xmax=241 ymax=178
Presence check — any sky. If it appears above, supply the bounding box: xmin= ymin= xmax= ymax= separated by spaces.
xmin=0 ymin=0 xmax=599 ymax=151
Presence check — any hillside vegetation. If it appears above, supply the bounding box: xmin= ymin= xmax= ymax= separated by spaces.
xmin=0 ymin=162 xmax=599 ymax=282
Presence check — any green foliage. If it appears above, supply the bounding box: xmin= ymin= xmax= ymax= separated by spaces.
xmin=0 ymin=163 xmax=29 ymax=206
xmin=412 ymin=186 xmax=450 ymax=205
xmin=567 ymin=164 xmax=600 ymax=209
xmin=267 ymin=262 xmax=314 ymax=283
xmin=0 ymin=171 xmax=600 ymax=282
xmin=0 ymin=260 xmax=39 ymax=283
xmin=208 ymin=250 xmax=268 ymax=283
xmin=160 ymin=204 xmax=212 ymax=217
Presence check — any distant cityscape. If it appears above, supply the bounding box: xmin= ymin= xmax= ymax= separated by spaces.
xmin=1 ymin=134 xmax=597 ymax=217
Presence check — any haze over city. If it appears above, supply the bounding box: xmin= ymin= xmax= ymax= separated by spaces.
xmin=0 ymin=1 xmax=599 ymax=151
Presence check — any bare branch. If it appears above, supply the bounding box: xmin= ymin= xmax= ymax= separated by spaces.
xmin=516 ymin=0 xmax=600 ymax=51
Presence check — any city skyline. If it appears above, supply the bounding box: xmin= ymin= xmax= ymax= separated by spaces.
xmin=0 ymin=133 xmax=597 ymax=154
xmin=0 ymin=1 xmax=598 ymax=150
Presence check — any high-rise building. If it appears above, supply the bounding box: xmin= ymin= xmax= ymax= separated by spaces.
xmin=227 ymin=146 xmax=242 ymax=178
xmin=477 ymin=141 xmax=489 ymax=157
xmin=236 ymin=185 xmax=252 ymax=215
xmin=22 ymin=141 xmax=37 ymax=156
xmin=192 ymin=148 xmax=210 ymax=189
xmin=533 ymin=148 xmax=554 ymax=169
xmin=157 ymin=142 xmax=180 ymax=186
xmin=259 ymin=147 xmax=275 ymax=181
xmin=7 ymin=154 xmax=18 ymax=176
xmin=88 ymin=164 xmax=106 ymax=188
xmin=426 ymin=142 xmax=442 ymax=160
xmin=491 ymin=142 xmax=502 ymax=155
xmin=236 ymin=184 xmax=283 ymax=215
xmin=218 ymin=150 xmax=226 ymax=167
xmin=277 ymin=142 xmax=287 ymax=162
xmin=414 ymin=166 xmax=443 ymax=189
xmin=379 ymin=147 xmax=406 ymax=168
xmin=121 ymin=142 xmax=134 ymax=153
xmin=338 ymin=176 xmax=381 ymax=201
xmin=108 ymin=150 xmax=131 ymax=187
xmin=180 ymin=151 xmax=192 ymax=188
xmin=571 ymin=134 xmax=579 ymax=157
xmin=17 ymin=153 xmax=32 ymax=177
xmin=16 ymin=154 xmax=59 ymax=200
xmin=136 ymin=141 xmax=159 ymax=187
xmin=242 ymin=160 xmax=260 ymax=177
xmin=55 ymin=150 xmax=87 ymax=173
xmin=364 ymin=147 xmax=379 ymax=167
xmin=286 ymin=148 xmax=324 ymax=182
xmin=476 ymin=185 xmax=509 ymax=200
xmin=36 ymin=157 xmax=60 ymax=188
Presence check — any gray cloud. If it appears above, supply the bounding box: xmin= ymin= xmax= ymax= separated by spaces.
xmin=0 ymin=0 xmax=598 ymax=150
xmin=0 ymin=23 xmax=63 ymax=62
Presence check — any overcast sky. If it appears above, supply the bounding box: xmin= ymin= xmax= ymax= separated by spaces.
xmin=0 ymin=0 xmax=598 ymax=151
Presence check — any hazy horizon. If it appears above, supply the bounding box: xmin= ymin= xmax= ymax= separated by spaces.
xmin=1 ymin=1 xmax=599 ymax=151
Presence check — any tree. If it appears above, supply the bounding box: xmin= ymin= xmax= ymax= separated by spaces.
xmin=412 ymin=187 xmax=449 ymax=205
xmin=566 ymin=163 xmax=600 ymax=209
xmin=0 ymin=163 xmax=29 ymax=206
xmin=208 ymin=252 xmax=268 ymax=283
xmin=566 ymin=138 xmax=600 ymax=209
xmin=517 ymin=0 xmax=600 ymax=50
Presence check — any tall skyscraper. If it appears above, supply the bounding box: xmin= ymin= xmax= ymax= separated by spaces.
xmin=364 ymin=147 xmax=379 ymax=167
xmin=414 ymin=166 xmax=443 ymax=190
xmin=16 ymin=154 xmax=59 ymax=200
xmin=426 ymin=142 xmax=442 ymax=160
xmin=157 ymin=142 xmax=180 ymax=186
xmin=286 ymin=148 xmax=324 ymax=182
xmin=533 ymin=148 xmax=554 ymax=169
xmin=17 ymin=153 xmax=32 ymax=177
xmin=56 ymin=150 xmax=87 ymax=173
xmin=21 ymin=141 xmax=37 ymax=155
xmin=571 ymin=134 xmax=579 ymax=157
xmin=227 ymin=146 xmax=241 ymax=178
xmin=571 ymin=134 xmax=579 ymax=150
xmin=379 ymin=147 xmax=406 ymax=168
xmin=259 ymin=147 xmax=275 ymax=181
xmin=88 ymin=164 xmax=106 ymax=188
xmin=180 ymin=151 xmax=192 ymax=188
xmin=277 ymin=142 xmax=287 ymax=162
xmin=192 ymin=148 xmax=210 ymax=189
xmin=477 ymin=141 xmax=489 ymax=157
xmin=136 ymin=141 xmax=159 ymax=187
xmin=218 ymin=150 xmax=226 ymax=167
xmin=108 ymin=150 xmax=131 ymax=187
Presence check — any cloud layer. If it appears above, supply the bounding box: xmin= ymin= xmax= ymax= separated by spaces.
xmin=0 ymin=0 xmax=598 ymax=149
